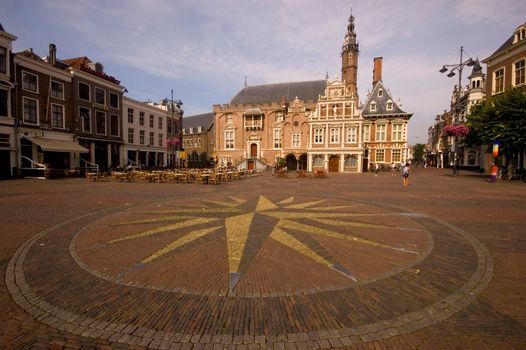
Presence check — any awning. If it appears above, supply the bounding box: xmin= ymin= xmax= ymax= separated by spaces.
xmin=24 ymin=136 xmax=89 ymax=153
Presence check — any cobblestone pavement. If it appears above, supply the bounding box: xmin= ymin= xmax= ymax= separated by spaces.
xmin=1 ymin=167 xmax=525 ymax=349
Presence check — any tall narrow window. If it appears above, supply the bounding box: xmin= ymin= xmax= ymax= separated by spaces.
xmin=330 ymin=128 xmax=339 ymax=143
xmin=346 ymin=127 xmax=357 ymax=143
xmin=139 ymin=130 xmax=145 ymax=145
xmin=95 ymin=88 xmax=105 ymax=105
xmin=79 ymin=82 xmax=90 ymax=101
xmin=149 ymin=132 xmax=154 ymax=146
xmin=96 ymin=111 xmax=106 ymax=135
xmin=376 ymin=149 xmax=385 ymax=162
xmin=514 ymin=59 xmax=525 ymax=86
xmin=0 ymin=47 xmax=6 ymax=74
xmin=225 ymin=130 xmax=235 ymax=149
xmin=110 ymin=114 xmax=119 ymax=136
xmin=51 ymin=81 xmax=64 ymax=99
xmin=127 ymin=108 xmax=134 ymax=123
xmin=149 ymin=115 xmax=154 ymax=128
xmin=158 ymin=117 xmax=162 ymax=130
xmin=494 ymin=68 xmax=504 ymax=94
xmin=0 ymin=89 xmax=7 ymax=117
xmin=22 ymin=72 xmax=38 ymax=92
xmin=128 ymin=128 xmax=134 ymax=144
xmin=23 ymin=97 xmax=38 ymax=124
xmin=362 ymin=125 xmax=370 ymax=142
xmin=292 ymin=134 xmax=300 ymax=148
xmin=51 ymin=104 xmax=64 ymax=129
xmin=80 ymin=107 xmax=91 ymax=132
xmin=109 ymin=92 xmax=119 ymax=109
xmin=158 ymin=134 xmax=163 ymax=147
xmin=139 ymin=111 xmax=145 ymax=125
xmin=392 ymin=124 xmax=403 ymax=141
xmin=376 ymin=124 xmax=386 ymax=141
xmin=314 ymin=128 xmax=324 ymax=143
xmin=273 ymin=128 xmax=281 ymax=148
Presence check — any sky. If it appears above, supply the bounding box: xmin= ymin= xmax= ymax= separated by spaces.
xmin=2 ymin=0 xmax=525 ymax=144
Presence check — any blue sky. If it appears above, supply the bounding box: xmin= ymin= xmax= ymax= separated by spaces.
xmin=2 ymin=0 xmax=525 ymax=144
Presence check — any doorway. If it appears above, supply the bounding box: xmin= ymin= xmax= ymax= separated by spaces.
xmin=250 ymin=143 xmax=258 ymax=158
xmin=329 ymin=155 xmax=339 ymax=172
xmin=286 ymin=154 xmax=297 ymax=171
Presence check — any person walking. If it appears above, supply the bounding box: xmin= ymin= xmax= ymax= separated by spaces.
xmin=402 ymin=162 xmax=410 ymax=187
xmin=374 ymin=163 xmax=380 ymax=176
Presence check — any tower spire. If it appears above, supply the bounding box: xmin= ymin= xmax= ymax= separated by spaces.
xmin=341 ymin=9 xmax=359 ymax=97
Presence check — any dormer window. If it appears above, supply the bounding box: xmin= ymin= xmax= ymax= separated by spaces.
xmin=513 ymin=26 xmax=526 ymax=44
xmin=370 ymin=102 xmax=377 ymax=112
xmin=386 ymin=102 xmax=393 ymax=111
xmin=378 ymin=89 xmax=383 ymax=97
xmin=197 ymin=126 xmax=202 ymax=132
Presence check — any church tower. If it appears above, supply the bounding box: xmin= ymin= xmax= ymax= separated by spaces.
xmin=341 ymin=11 xmax=359 ymax=97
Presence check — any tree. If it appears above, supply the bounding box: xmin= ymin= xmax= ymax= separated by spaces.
xmin=412 ymin=143 xmax=425 ymax=163
xmin=466 ymin=88 xmax=526 ymax=164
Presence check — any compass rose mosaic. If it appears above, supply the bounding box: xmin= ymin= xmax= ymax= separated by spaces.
xmin=74 ymin=195 xmax=430 ymax=296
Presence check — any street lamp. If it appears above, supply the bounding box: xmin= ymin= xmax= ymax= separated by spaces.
xmin=439 ymin=46 xmax=475 ymax=176
xmin=162 ymin=89 xmax=183 ymax=169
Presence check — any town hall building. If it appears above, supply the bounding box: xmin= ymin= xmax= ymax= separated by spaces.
xmin=213 ymin=11 xmax=411 ymax=173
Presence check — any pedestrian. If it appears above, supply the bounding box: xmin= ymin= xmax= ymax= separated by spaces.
xmin=390 ymin=162 xmax=396 ymax=176
xmin=374 ymin=162 xmax=380 ymax=176
xmin=402 ymin=162 xmax=410 ymax=187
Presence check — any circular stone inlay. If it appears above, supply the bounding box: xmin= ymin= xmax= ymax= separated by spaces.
xmin=73 ymin=195 xmax=431 ymax=296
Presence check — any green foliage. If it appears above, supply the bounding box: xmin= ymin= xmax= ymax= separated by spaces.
xmin=466 ymin=88 xmax=526 ymax=157
xmin=412 ymin=143 xmax=425 ymax=161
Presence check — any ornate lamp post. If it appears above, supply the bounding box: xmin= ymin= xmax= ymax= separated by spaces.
xmin=439 ymin=46 xmax=475 ymax=176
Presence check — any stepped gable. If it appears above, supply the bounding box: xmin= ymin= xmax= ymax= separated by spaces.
xmin=362 ymin=80 xmax=411 ymax=118
xmin=182 ymin=112 xmax=214 ymax=130
xmin=230 ymin=80 xmax=326 ymax=104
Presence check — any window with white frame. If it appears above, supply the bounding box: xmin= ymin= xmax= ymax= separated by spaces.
xmin=346 ymin=127 xmax=357 ymax=143
xmin=109 ymin=92 xmax=119 ymax=109
xmin=330 ymin=128 xmax=339 ymax=143
xmin=494 ymin=68 xmax=504 ymax=94
xmin=392 ymin=124 xmax=403 ymax=141
xmin=96 ymin=111 xmax=106 ymax=135
xmin=95 ymin=87 xmax=105 ymax=105
xmin=0 ymin=47 xmax=6 ymax=74
xmin=362 ymin=125 xmax=370 ymax=141
xmin=392 ymin=149 xmax=401 ymax=163
xmin=80 ymin=107 xmax=91 ymax=132
xmin=375 ymin=149 xmax=385 ymax=162
xmin=386 ymin=102 xmax=393 ymax=111
xmin=370 ymin=102 xmax=376 ymax=112
xmin=273 ymin=128 xmax=281 ymax=148
xmin=79 ymin=82 xmax=90 ymax=101
xmin=292 ymin=134 xmax=300 ymax=148
xmin=128 ymin=128 xmax=134 ymax=144
xmin=514 ymin=59 xmax=525 ymax=86
xmin=139 ymin=130 xmax=145 ymax=145
xmin=23 ymin=97 xmax=38 ymax=124
xmin=127 ymin=108 xmax=134 ymax=123
xmin=22 ymin=71 xmax=38 ymax=92
xmin=314 ymin=128 xmax=324 ymax=143
xmin=376 ymin=124 xmax=386 ymax=141
xmin=225 ymin=130 xmax=235 ymax=149
xmin=110 ymin=114 xmax=119 ymax=136
xmin=51 ymin=81 xmax=64 ymax=99
xmin=51 ymin=104 xmax=64 ymax=129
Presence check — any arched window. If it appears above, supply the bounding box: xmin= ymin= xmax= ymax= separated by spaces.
xmin=344 ymin=155 xmax=357 ymax=168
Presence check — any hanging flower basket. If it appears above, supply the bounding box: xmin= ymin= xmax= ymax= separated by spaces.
xmin=443 ymin=124 xmax=469 ymax=137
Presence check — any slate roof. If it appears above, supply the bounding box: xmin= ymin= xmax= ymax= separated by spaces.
xmin=182 ymin=112 xmax=214 ymax=131
xmin=230 ymin=80 xmax=326 ymax=104
xmin=361 ymin=80 xmax=412 ymax=118
xmin=0 ymin=23 xmax=4 ymax=32
xmin=483 ymin=22 xmax=526 ymax=62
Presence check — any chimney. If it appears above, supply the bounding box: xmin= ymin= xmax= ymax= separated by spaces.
xmin=372 ymin=57 xmax=383 ymax=86
xmin=48 ymin=43 xmax=56 ymax=65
